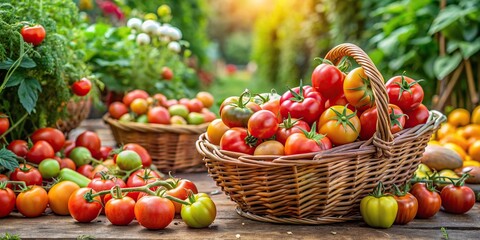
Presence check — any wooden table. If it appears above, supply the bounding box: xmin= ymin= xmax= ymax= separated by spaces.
xmin=1 ymin=172 xmax=479 ymax=240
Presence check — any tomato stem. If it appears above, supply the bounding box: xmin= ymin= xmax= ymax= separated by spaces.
xmin=237 ymin=90 xmax=251 ymax=109
xmin=371 ymin=181 xmax=385 ymax=198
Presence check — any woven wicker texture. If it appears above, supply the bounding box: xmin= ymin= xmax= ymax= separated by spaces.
xmin=104 ymin=114 xmax=208 ymax=173
xmin=56 ymin=98 xmax=91 ymax=135
xmin=196 ymin=43 xmax=446 ymax=224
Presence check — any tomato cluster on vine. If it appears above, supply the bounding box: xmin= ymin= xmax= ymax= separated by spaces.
xmin=207 ymin=60 xmax=428 ymax=156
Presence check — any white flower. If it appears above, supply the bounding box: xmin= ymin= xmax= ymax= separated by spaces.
xmin=127 ymin=18 xmax=142 ymax=30
xmin=156 ymin=25 xmax=170 ymax=36
xmin=168 ymin=27 xmax=182 ymax=40
xmin=141 ymin=20 xmax=159 ymax=34
xmin=168 ymin=41 xmax=181 ymax=53
xmin=136 ymin=33 xmax=151 ymax=45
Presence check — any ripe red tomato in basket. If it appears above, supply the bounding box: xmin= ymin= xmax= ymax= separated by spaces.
xmin=359 ymin=104 xmax=406 ymax=140
xmin=147 ymin=106 xmax=171 ymax=124
xmin=311 ymin=63 xmax=344 ymax=100
xmin=123 ymin=90 xmax=149 ymax=106
xmin=279 ymin=85 xmax=325 ymax=125
xmin=109 ymin=102 xmax=129 ymax=119
xmin=410 ymin=183 xmax=441 ymax=219
xmin=248 ymin=110 xmax=279 ymax=139
xmin=404 ymin=104 xmax=429 ymax=128
xmin=220 ymin=128 xmax=259 ymax=155
xmin=275 ymin=117 xmax=310 ymax=145
xmin=72 ymin=78 xmax=92 ymax=96
xmin=284 ymin=124 xmax=332 ymax=155
xmin=385 ymin=75 xmax=424 ymax=112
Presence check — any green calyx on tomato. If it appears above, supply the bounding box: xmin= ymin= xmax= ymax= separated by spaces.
xmin=220 ymin=90 xmax=260 ymax=128
xmin=388 ymin=106 xmax=406 ymax=131
xmin=181 ymin=192 xmax=217 ymax=228
xmin=393 ymin=184 xmax=410 ymax=197
xmin=393 ymin=74 xmax=423 ymax=101
xmin=330 ymin=106 xmax=358 ymax=133
xmin=346 ymin=74 xmax=375 ymax=107
xmin=299 ymin=122 xmax=327 ymax=145
xmin=287 ymin=80 xmax=309 ymax=103
xmin=360 ymin=181 xmax=398 ymax=229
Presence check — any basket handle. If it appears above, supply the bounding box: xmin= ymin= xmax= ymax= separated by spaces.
xmin=324 ymin=43 xmax=393 ymax=151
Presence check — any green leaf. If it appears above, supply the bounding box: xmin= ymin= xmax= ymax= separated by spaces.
xmin=389 ymin=50 xmax=416 ymax=70
xmin=447 ymin=41 xmax=460 ymax=54
xmin=18 ymin=78 xmax=42 ymax=114
xmin=94 ymin=59 xmax=130 ymax=67
xmin=0 ymin=147 xmax=19 ymax=171
xmin=433 ymin=53 xmax=462 ymax=80
xmin=5 ymin=72 xmax=25 ymax=87
xmin=462 ymin=24 xmax=478 ymax=41
xmin=19 ymin=57 xmax=36 ymax=68
xmin=0 ymin=58 xmax=14 ymax=70
xmin=410 ymin=37 xmax=432 ymax=46
xmin=458 ymin=38 xmax=480 ymax=59
xmin=429 ymin=6 xmax=476 ymax=34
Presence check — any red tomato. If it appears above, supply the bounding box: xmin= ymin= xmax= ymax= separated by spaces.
xmin=201 ymin=108 xmax=217 ymax=123
xmin=63 ymin=140 xmax=76 ymax=158
xmin=186 ymin=99 xmax=204 ymax=113
xmin=105 ymin=196 xmax=136 ymax=225
xmin=7 ymin=140 xmax=29 ymax=158
xmin=275 ymin=117 xmax=310 ymax=145
xmin=0 ymin=174 xmax=12 ymax=189
xmin=16 ymin=185 xmax=48 ymax=217
xmin=280 ymin=85 xmax=325 ymax=125
xmin=20 ymin=25 xmax=46 ymax=46
xmin=153 ymin=93 xmax=168 ymax=107
xmin=126 ymin=169 xmax=160 ymax=200
xmin=404 ymin=104 xmax=429 ymax=128
xmin=68 ymin=188 xmax=103 ymax=222
xmin=108 ymin=102 xmax=129 ymax=119
xmin=166 ymin=179 xmax=198 ymax=213
xmin=58 ymin=158 xmax=76 ymax=170
xmin=385 ymin=75 xmax=424 ymax=112
xmin=10 ymin=164 xmax=43 ymax=186
xmin=311 ymin=63 xmax=344 ymax=99
xmin=88 ymin=176 xmax=126 ymax=203
xmin=161 ymin=66 xmax=174 ymax=80
xmin=0 ymin=186 xmax=15 ymax=218
xmin=123 ymin=143 xmax=152 ymax=168
xmin=0 ymin=113 xmax=9 ymax=136
xmin=123 ymin=90 xmax=149 ymax=106
xmin=76 ymin=164 xmax=94 ymax=179
xmin=221 ymin=94 xmax=261 ymax=128
xmin=410 ymin=183 xmax=441 ymax=219
xmin=440 ymin=184 xmax=475 ymax=214
xmin=284 ymin=125 xmax=332 ymax=155
xmin=324 ymin=94 xmax=355 ymax=112
xmin=93 ymin=146 xmax=113 ymax=160
xmin=134 ymin=196 xmax=175 ymax=229
xmin=247 ymin=110 xmax=279 ymax=139
xmin=75 ymin=131 xmax=101 ymax=157
xmin=220 ymin=128 xmax=258 ymax=154
xmin=165 ymin=99 xmax=178 ymax=108
xmin=26 ymin=140 xmax=55 ymax=164
xmin=71 ymin=78 xmax=92 ymax=96
xmin=393 ymin=192 xmax=418 ymax=225
xmin=31 ymin=127 xmax=65 ymax=152
xmin=147 ymin=106 xmax=171 ymax=124
xmin=359 ymin=104 xmax=406 ymax=140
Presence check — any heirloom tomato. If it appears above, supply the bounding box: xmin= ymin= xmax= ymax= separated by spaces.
xmin=16 ymin=185 xmax=48 ymax=217
xmin=206 ymin=119 xmax=230 ymax=145
xmin=318 ymin=106 xmax=361 ymax=145
xmin=248 ymin=110 xmax=279 ymax=139
xmin=404 ymin=104 xmax=429 ymax=128
xmin=135 ymin=196 xmax=175 ymax=230
xmin=7 ymin=140 xmax=29 ymax=158
xmin=385 ymin=75 xmax=424 ymax=112
xmin=360 ymin=182 xmax=398 ymax=229
xmin=343 ymin=67 xmax=375 ymax=109
xmin=275 ymin=115 xmax=310 ymax=145
xmin=31 ymin=127 xmax=65 ymax=152
xmin=254 ymin=140 xmax=285 ymax=155
xmin=0 ymin=184 xmax=15 ymax=218
xmin=221 ymin=92 xmax=260 ymax=128
xmin=166 ymin=178 xmax=198 ymax=213
xmin=410 ymin=183 xmax=441 ymax=219
xmin=68 ymin=188 xmax=103 ymax=222
xmin=181 ymin=193 xmax=217 ymax=228
xmin=220 ymin=128 xmax=259 ymax=155
xmin=48 ymin=181 xmax=80 ymax=215
xmin=26 ymin=140 xmax=55 ymax=164
xmin=20 ymin=25 xmax=46 ymax=46
xmin=311 ymin=63 xmax=344 ymax=100
xmin=105 ymin=195 xmax=136 ymax=225
xmin=359 ymin=104 xmax=405 ymax=140
xmin=440 ymin=175 xmax=475 ymax=214
xmin=10 ymin=164 xmax=43 ymax=186
xmin=279 ymin=84 xmax=325 ymax=125
xmin=393 ymin=185 xmax=418 ymax=225
xmin=284 ymin=123 xmax=332 ymax=155
xmin=116 ymin=150 xmax=142 ymax=171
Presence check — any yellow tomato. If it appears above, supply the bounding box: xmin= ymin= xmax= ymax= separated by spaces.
xmin=130 ymin=98 xmax=149 ymax=115
xmin=443 ymin=143 xmax=467 ymax=161
xmin=472 ymin=106 xmax=480 ymax=124
xmin=319 ymin=105 xmax=361 ymax=145
xmin=447 ymin=108 xmax=470 ymax=127
xmin=428 ymin=140 xmax=441 ymax=146
xmin=48 ymin=181 xmax=80 ymax=215
xmin=462 ymin=124 xmax=480 ymax=139
xmin=436 ymin=123 xmax=456 ymax=140
xmin=464 ymin=160 xmax=480 ymax=167
xmin=468 ymin=140 xmax=480 ymax=161
xmin=343 ymin=67 xmax=374 ymax=109
xmin=439 ymin=134 xmax=469 ymax=151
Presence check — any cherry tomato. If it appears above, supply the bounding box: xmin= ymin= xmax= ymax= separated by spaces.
xmin=7 ymin=140 xmax=28 ymax=158
xmin=220 ymin=128 xmax=258 ymax=155
xmin=105 ymin=196 xmax=136 ymax=225
xmin=248 ymin=110 xmax=279 ymax=139
xmin=135 ymin=196 xmax=175 ymax=229
xmin=75 ymin=131 xmax=101 ymax=157
xmin=440 ymin=184 xmax=475 ymax=214
xmin=254 ymin=140 xmax=285 ymax=155
xmin=109 ymin=102 xmax=129 ymax=119
xmin=196 ymin=91 xmax=214 ymax=108
xmin=404 ymin=104 xmax=429 ymax=128
xmin=344 ymin=67 xmax=375 ymax=109
xmin=0 ymin=186 xmax=15 ymax=218
xmin=284 ymin=124 xmax=332 ymax=155
xmin=26 ymin=140 xmax=55 ymax=164
xmin=123 ymin=90 xmax=149 ymax=106
xmin=48 ymin=181 xmax=80 ymax=215
xmin=20 ymin=25 xmax=46 ymax=46
xmin=318 ymin=105 xmax=361 ymax=145
xmin=72 ymin=78 xmax=92 ymax=96
xmin=126 ymin=169 xmax=160 ymax=200
xmin=410 ymin=183 xmax=441 ymax=219
xmin=10 ymin=164 xmax=43 ymax=186
xmin=385 ymin=75 xmax=424 ymax=112
xmin=206 ymin=119 xmax=230 ymax=145
xmin=68 ymin=188 xmax=103 ymax=222
xmin=166 ymin=179 xmax=198 ymax=213
xmin=279 ymin=85 xmax=325 ymax=125
xmin=148 ymin=106 xmax=171 ymax=124
xmin=161 ymin=66 xmax=174 ymax=80
xmin=275 ymin=116 xmax=310 ymax=145
xmin=359 ymin=104 xmax=406 ymax=140
xmin=16 ymin=186 xmax=48 ymax=217
xmin=311 ymin=63 xmax=344 ymax=99
xmin=0 ymin=113 xmax=9 ymax=136
xmin=88 ymin=175 xmax=126 ymax=204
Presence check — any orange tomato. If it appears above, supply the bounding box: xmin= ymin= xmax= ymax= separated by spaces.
xmin=254 ymin=140 xmax=285 ymax=155
xmin=462 ymin=124 xmax=480 ymax=139
xmin=343 ymin=67 xmax=374 ymax=109
xmin=196 ymin=91 xmax=214 ymax=108
xmin=468 ymin=140 xmax=480 ymax=161
xmin=206 ymin=119 xmax=230 ymax=145
xmin=439 ymin=134 xmax=469 ymax=151
xmin=428 ymin=140 xmax=441 ymax=146
xmin=443 ymin=143 xmax=467 ymax=161
xmin=48 ymin=181 xmax=80 ymax=215
xmin=468 ymin=137 xmax=480 ymax=148
xmin=436 ymin=123 xmax=456 ymax=140
xmin=472 ymin=106 xmax=480 ymax=124
xmin=447 ymin=108 xmax=470 ymax=127
xmin=319 ymin=105 xmax=361 ymax=145
xmin=130 ymin=98 xmax=149 ymax=115
xmin=16 ymin=185 xmax=48 ymax=217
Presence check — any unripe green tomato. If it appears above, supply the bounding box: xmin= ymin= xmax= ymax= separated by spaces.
xmin=38 ymin=159 xmax=61 ymax=179
xmin=116 ymin=150 xmax=142 ymax=171
xmin=69 ymin=147 xmax=92 ymax=166
xmin=187 ymin=112 xmax=205 ymax=125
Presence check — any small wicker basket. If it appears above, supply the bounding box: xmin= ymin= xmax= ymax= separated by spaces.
xmin=196 ymin=43 xmax=446 ymax=225
xmin=104 ymin=115 xmax=209 ymax=173
xmin=56 ymin=98 xmax=91 ymax=135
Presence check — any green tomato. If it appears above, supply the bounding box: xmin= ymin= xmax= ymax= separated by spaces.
xmin=69 ymin=147 xmax=92 ymax=166
xmin=119 ymin=113 xmax=134 ymax=123
xmin=116 ymin=150 xmax=142 ymax=171
xmin=181 ymin=193 xmax=217 ymax=228
xmin=360 ymin=182 xmax=398 ymax=228
xmin=169 ymin=104 xmax=189 ymax=119
xmin=187 ymin=112 xmax=205 ymax=125
xmin=137 ymin=114 xmax=148 ymax=123
xmin=38 ymin=159 xmax=60 ymax=179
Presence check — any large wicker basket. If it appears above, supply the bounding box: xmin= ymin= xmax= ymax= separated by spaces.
xmin=56 ymin=98 xmax=91 ymax=135
xmin=196 ymin=43 xmax=446 ymax=225
xmin=104 ymin=114 xmax=209 ymax=173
